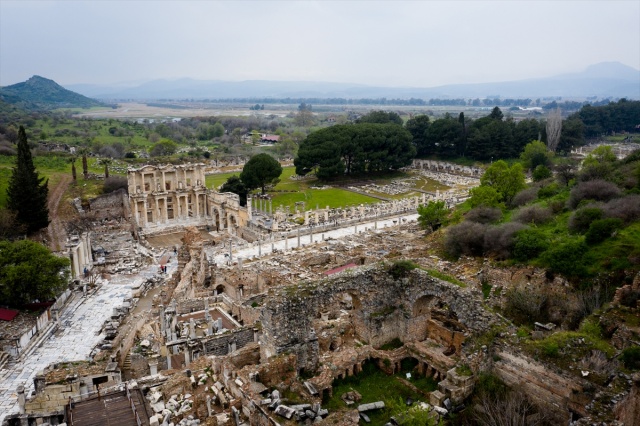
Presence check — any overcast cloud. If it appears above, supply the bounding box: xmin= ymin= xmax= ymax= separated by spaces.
xmin=1 ymin=0 xmax=639 ymax=88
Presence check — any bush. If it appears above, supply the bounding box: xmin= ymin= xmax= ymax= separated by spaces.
xmin=542 ymin=240 xmax=589 ymax=278
xmin=569 ymin=206 xmax=603 ymax=234
xmin=585 ymin=218 xmax=623 ymax=244
xmin=603 ymin=195 xmax=640 ymax=224
xmin=513 ymin=206 xmax=553 ymax=225
xmin=621 ymin=346 xmax=640 ymax=370
xmin=388 ymin=260 xmax=418 ymax=280
xmin=510 ymin=187 xmax=538 ymax=207
xmin=465 ymin=206 xmax=502 ymax=224
xmin=0 ymin=140 xmax=16 ymax=156
xmin=512 ymin=229 xmax=549 ymax=261
xmin=504 ymin=285 xmax=548 ymax=325
xmin=124 ymin=152 xmax=136 ymax=158
xmin=568 ymin=180 xmax=621 ymax=209
xmin=444 ymin=221 xmax=488 ymax=258
xmin=538 ymin=181 xmax=560 ymax=199
xmin=103 ymin=176 xmax=128 ymax=194
xmin=532 ymin=165 xmax=552 ymax=182
xmin=484 ymin=222 xmax=527 ymax=259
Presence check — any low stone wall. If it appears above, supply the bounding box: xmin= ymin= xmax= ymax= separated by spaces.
xmin=203 ymin=328 xmax=255 ymax=356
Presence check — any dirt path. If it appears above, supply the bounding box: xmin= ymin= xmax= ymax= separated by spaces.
xmin=47 ymin=175 xmax=72 ymax=252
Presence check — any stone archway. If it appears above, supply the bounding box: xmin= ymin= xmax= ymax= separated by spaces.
xmin=413 ymin=295 xmax=437 ymax=317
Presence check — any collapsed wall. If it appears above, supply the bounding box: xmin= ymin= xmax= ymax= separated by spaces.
xmin=259 ymin=263 xmax=494 ymax=372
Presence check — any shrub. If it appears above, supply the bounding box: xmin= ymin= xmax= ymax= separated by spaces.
xmin=548 ymin=199 xmax=566 ymax=214
xmin=568 ymin=180 xmax=621 ymax=209
xmin=513 ymin=206 xmax=553 ymax=225
xmin=465 ymin=206 xmax=502 ymax=224
xmin=585 ymin=218 xmax=623 ymax=244
xmin=0 ymin=140 xmax=16 ymax=156
xmin=512 ymin=229 xmax=549 ymax=261
xmin=540 ymin=340 xmax=560 ymax=357
xmin=504 ymin=285 xmax=548 ymax=325
xmin=484 ymin=222 xmax=527 ymax=259
xmin=444 ymin=221 xmax=488 ymax=258
xmin=542 ymin=240 xmax=589 ymax=278
xmin=537 ymin=181 xmax=560 ymax=198
xmin=103 ymin=176 xmax=128 ymax=194
xmin=510 ymin=187 xmax=538 ymax=207
xmin=388 ymin=260 xmax=418 ymax=280
xmin=569 ymin=206 xmax=603 ymax=234
xmin=124 ymin=152 xmax=136 ymax=158
xmin=621 ymin=346 xmax=640 ymax=370
xmin=469 ymin=186 xmax=503 ymax=208
xmin=603 ymin=195 xmax=640 ymax=224
xmin=532 ymin=165 xmax=552 ymax=182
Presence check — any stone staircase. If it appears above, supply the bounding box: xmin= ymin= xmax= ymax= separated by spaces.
xmin=430 ymin=367 xmax=475 ymax=407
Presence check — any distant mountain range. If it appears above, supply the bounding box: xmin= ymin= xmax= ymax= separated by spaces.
xmin=0 ymin=62 xmax=638 ymax=112
xmin=65 ymin=62 xmax=639 ymax=100
xmin=0 ymin=75 xmax=105 ymax=110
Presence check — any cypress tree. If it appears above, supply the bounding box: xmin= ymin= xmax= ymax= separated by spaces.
xmin=7 ymin=126 xmax=50 ymax=233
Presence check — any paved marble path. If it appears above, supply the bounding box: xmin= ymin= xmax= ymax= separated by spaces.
xmin=211 ymin=213 xmax=419 ymax=265
xmin=0 ymin=255 xmax=178 ymax=424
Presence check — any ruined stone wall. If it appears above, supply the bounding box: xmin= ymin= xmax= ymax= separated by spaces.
xmin=492 ymin=348 xmax=591 ymax=417
xmin=130 ymin=353 xmax=150 ymax=377
xmin=260 ymin=264 xmax=493 ymax=371
xmin=25 ymin=383 xmax=79 ymax=414
xmin=202 ymin=328 xmax=255 ymax=356
xmin=174 ymin=234 xmax=207 ymax=301
xmin=89 ymin=189 xmax=128 ymax=221
xmin=231 ymin=303 xmax=261 ymax=326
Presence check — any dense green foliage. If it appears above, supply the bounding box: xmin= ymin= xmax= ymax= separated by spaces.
xmin=444 ymin=144 xmax=640 ymax=285
xmin=417 ymin=200 xmax=448 ymax=232
xmin=220 ymin=175 xmax=248 ymax=206
xmin=294 ymin=123 xmax=415 ymax=179
xmin=7 ymin=126 xmax=50 ymax=233
xmin=571 ymin=99 xmax=640 ymax=138
xmin=240 ymin=153 xmax=282 ymax=194
xmin=0 ymin=239 xmax=69 ymax=307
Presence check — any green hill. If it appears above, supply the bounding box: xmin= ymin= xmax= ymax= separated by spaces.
xmin=0 ymin=75 xmax=104 ymax=110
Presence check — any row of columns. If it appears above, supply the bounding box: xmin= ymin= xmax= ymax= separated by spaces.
xmin=67 ymin=233 xmax=92 ymax=279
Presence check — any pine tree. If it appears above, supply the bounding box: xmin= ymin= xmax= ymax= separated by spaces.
xmin=7 ymin=126 xmax=50 ymax=233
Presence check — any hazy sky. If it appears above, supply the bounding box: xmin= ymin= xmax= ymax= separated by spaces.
xmin=1 ymin=1 xmax=639 ymax=88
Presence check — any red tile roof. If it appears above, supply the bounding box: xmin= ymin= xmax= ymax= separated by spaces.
xmin=0 ymin=308 xmax=20 ymax=322
xmin=324 ymin=263 xmax=358 ymax=276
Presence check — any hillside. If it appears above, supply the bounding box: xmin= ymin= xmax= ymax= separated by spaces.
xmin=0 ymin=75 xmax=104 ymax=110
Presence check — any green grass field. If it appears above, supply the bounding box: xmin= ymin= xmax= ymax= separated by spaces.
xmin=270 ymin=188 xmax=379 ymax=211
xmin=324 ymin=359 xmax=437 ymax=425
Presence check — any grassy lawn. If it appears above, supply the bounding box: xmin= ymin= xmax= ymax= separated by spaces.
xmin=324 ymin=359 xmax=437 ymax=426
xmin=270 ymin=188 xmax=379 ymax=211
xmin=206 ymin=171 xmax=242 ymax=190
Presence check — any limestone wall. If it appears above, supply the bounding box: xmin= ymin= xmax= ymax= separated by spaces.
xmin=202 ymin=328 xmax=255 ymax=356
xmin=260 ymin=264 xmax=493 ymax=371
xmin=89 ymin=189 xmax=128 ymax=221
xmin=492 ymin=348 xmax=591 ymax=417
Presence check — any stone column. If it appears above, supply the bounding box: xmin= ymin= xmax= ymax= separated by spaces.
xmin=149 ymin=360 xmax=158 ymax=376
xmin=247 ymin=196 xmax=252 ymax=221
xmin=142 ymin=200 xmax=148 ymax=226
xmin=195 ymin=193 xmax=200 ymax=218
xmin=17 ymin=385 xmax=25 ymax=414
xmin=162 ymin=171 xmax=166 ymax=191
